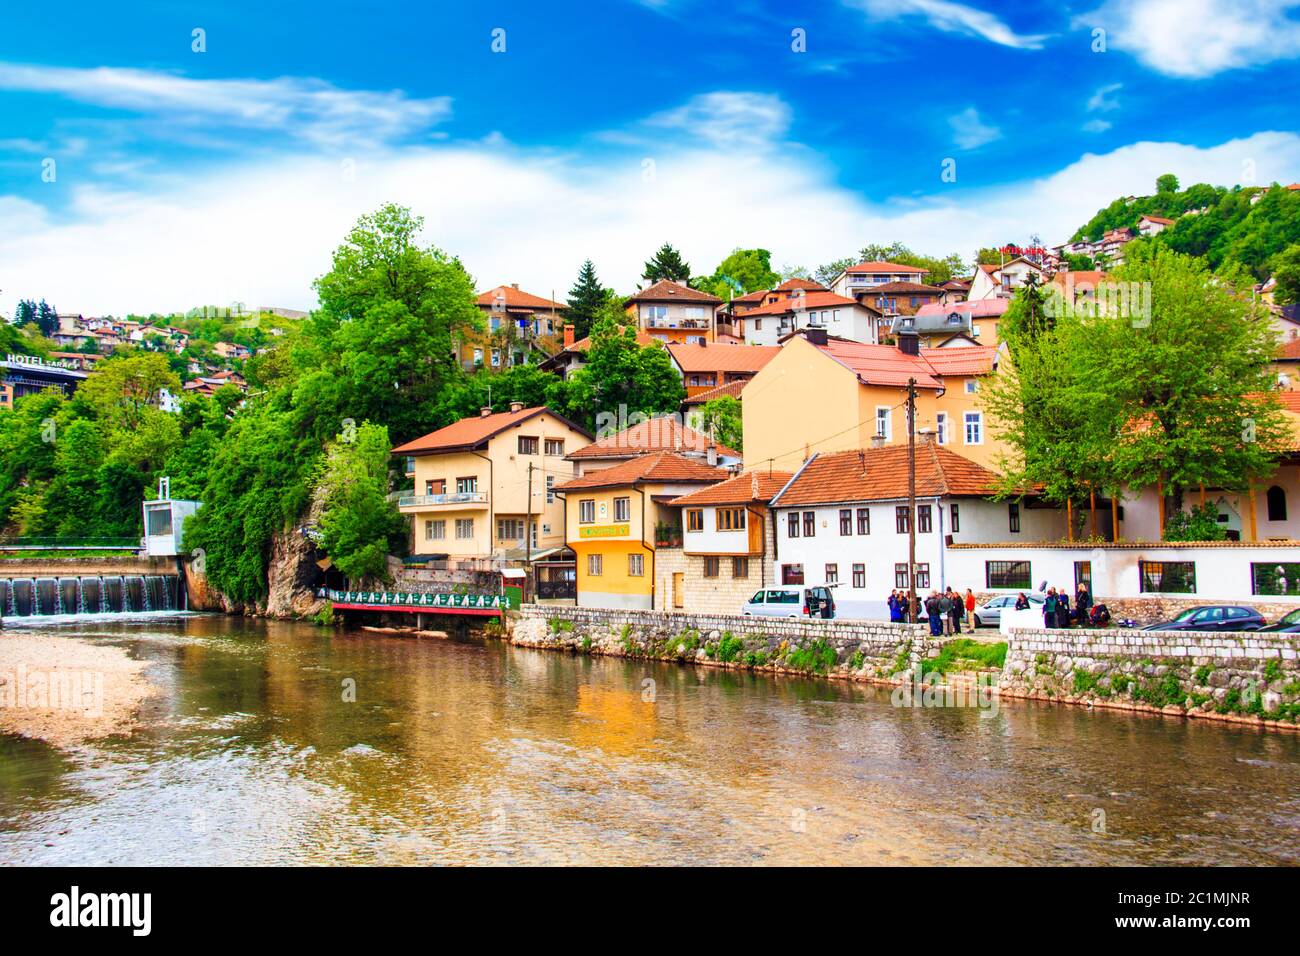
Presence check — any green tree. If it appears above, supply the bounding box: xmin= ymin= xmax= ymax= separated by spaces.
xmin=313 ymin=422 xmax=406 ymax=581
xmin=1272 ymin=243 xmax=1300 ymax=305
xmin=433 ymin=363 xmax=557 ymax=426
xmin=641 ymin=243 xmax=692 ymax=284
xmin=698 ymin=395 xmax=743 ymax=451
xmin=696 ymin=248 xmax=780 ymax=300
xmin=13 ymin=299 xmax=36 ymax=328
xmin=565 ymin=259 xmax=608 ymax=340
xmin=35 ymin=300 xmax=57 ymax=337
xmin=1156 ymin=173 xmax=1180 ymax=194
xmin=814 ymin=257 xmax=855 ymax=287
xmin=548 ymin=318 xmax=684 ymax=431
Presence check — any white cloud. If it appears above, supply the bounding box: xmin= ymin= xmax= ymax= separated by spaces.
xmin=1 ymin=92 xmax=1297 ymax=319
xmin=642 ymin=91 xmax=792 ymax=149
xmin=950 ymin=107 xmax=1002 ymax=149
xmin=1087 ymin=82 xmax=1122 ymax=112
xmin=845 ymin=0 xmax=1050 ymax=49
xmin=1083 ymin=118 xmax=1113 ymax=133
xmin=1081 ymin=0 xmax=1300 ymax=77
xmin=0 ymin=62 xmax=451 ymax=148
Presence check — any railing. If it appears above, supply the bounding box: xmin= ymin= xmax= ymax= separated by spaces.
xmin=644 ymin=318 xmax=711 ymax=330
xmin=397 ymin=492 xmax=489 ymax=508
xmin=0 ymin=536 xmax=141 ymax=551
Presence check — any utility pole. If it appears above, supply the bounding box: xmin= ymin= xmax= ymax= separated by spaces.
xmin=906 ymin=377 xmax=918 ymax=623
xmin=525 ymin=462 xmax=534 ymax=603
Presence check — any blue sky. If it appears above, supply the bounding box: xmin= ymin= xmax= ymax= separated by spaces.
xmin=2 ymin=0 xmax=1300 ymax=315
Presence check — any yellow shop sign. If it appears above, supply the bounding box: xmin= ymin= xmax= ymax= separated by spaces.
xmin=579 ymin=523 xmax=629 ymax=538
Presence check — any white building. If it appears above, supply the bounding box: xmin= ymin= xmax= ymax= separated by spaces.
xmin=829 ymin=261 xmax=930 ymax=299
xmin=742 ymin=291 xmax=881 ymax=346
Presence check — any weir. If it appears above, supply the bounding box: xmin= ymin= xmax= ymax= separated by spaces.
xmin=0 ymin=568 xmax=183 ymax=619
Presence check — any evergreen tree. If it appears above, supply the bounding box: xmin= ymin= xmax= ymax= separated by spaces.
xmin=14 ymin=299 xmax=36 ymax=328
xmin=641 ymin=243 xmax=692 ymax=284
xmin=35 ymin=299 xmax=57 ymax=337
xmin=566 ymin=259 xmax=607 ymax=340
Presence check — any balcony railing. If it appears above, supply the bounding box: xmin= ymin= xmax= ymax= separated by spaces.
xmin=644 ymin=318 xmax=711 ymax=330
xmin=397 ymin=492 xmax=489 ymax=508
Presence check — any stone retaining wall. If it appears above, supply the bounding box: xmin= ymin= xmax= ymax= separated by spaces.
xmin=513 ymin=604 xmax=935 ymax=679
xmin=1001 ymin=627 xmax=1300 ymax=728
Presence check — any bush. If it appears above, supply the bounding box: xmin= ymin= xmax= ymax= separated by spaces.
xmin=786 ymin=639 xmax=838 ymax=675
xmin=716 ymin=632 xmax=744 ymax=663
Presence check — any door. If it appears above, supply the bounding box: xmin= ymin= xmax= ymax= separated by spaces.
xmin=672 ymin=573 xmax=684 ymax=609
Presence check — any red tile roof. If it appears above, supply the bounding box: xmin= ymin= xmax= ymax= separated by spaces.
xmin=681 ymin=379 xmax=748 ymax=406
xmin=775 ymin=278 xmax=828 ymax=292
xmin=918 ymin=345 xmax=999 ymax=376
xmin=741 ymin=291 xmax=860 ymax=317
xmin=554 ymin=452 xmax=730 ymax=491
xmin=844 ymin=261 xmax=927 ymax=275
xmin=565 ymin=327 xmax=658 ymax=353
xmin=1278 ymin=339 xmax=1300 ymax=361
xmin=392 ymin=406 xmax=589 ymax=455
xmin=773 ymin=445 xmax=999 ymax=507
xmin=1051 ymin=270 xmax=1109 ymax=288
xmin=476 ymin=285 xmax=567 ymax=311
xmin=915 ymin=297 xmax=1010 ymax=318
xmin=567 ymin=417 xmax=740 ymax=460
xmin=668 ymin=343 xmax=780 ymax=374
xmin=815 ymin=339 xmax=943 ymax=389
xmin=1140 ymin=214 xmax=1176 ymax=226
xmin=669 ymin=470 xmax=795 ymax=506
xmin=626 ymin=280 xmax=722 ymax=304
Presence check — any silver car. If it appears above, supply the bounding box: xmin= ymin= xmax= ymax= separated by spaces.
xmin=742 ymin=586 xmax=836 ymax=619
xmin=973 ymin=593 xmax=1045 ymax=627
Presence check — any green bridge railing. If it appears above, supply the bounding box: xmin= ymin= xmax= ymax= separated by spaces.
xmin=0 ymin=536 xmax=141 ymax=551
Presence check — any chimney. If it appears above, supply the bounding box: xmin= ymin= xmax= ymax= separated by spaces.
xmin=897 ymin=329 xmax=920 ymax=355
xmin=509 ymin=401 xmax=524 ymax=413
xmin=917 ymin=428 xmax=936 ymax=445
xmin=563 ymin=323 xmax=575 ymax=347
xmin=804 ymin=327 xmax=828 ymax=347
xmin=706 ymin=444 xmax=718 ymax=467
xmin=511 ymin=283 xmax=519 ymax=290
xmin=870 ymin=435 xmax=886 ymax=449
xmin=480 ymin=406 xmax=494 ymax=417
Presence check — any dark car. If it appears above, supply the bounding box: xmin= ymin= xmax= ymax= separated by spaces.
xmin=1257 ymin=608 xmax=1300 ymax=632
xmin=1142 ymin=605 xmax=1266 ymax=632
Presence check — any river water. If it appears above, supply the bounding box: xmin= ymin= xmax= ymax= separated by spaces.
xmin=2 ymin=615 xmax=1298 ymax=865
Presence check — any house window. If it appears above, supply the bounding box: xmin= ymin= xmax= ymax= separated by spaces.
xmin=825 ymin=563 xmax=838 ymax=585
xmin=588 ymin=553 xmax=603 ymax=576
xmin=456 ymin=476 xmax=478 ymax=494
xmin=917 ymin=504 xmax=932 ymax=533
xmin=1009 ymin=502 xmax=1021 ymax=533
xmin=788 ymin=512 xmax=800 ymax=538
xmin=614 ymin=497 xmax=631 ymax=522
xmin=803 ymin=511 xmax=816 ymax=537
xmin=686 ymin=509 xmax=704 ymax=532
xmin=425 ymin=479 xmax=446 ymax=495
xmin=455 ymin=518 xmax=474 ymax=539
xmin=704 ymin=557 xmax=720 ymax=578
xmin=895 ymin=506 xmax=910 ymax=534
xmin=852 ymin=564 xmax=866 ymax=588
xmin=964 ymin=411 xmax=983 ymax=444
xmin=644 ymin=305 xmax=668 ymax=322
xmin=965 ymin=380 xmax=978 ymax=394
xmin=875 ymin=406 xmax=891 ymax=439
xmin=857 ymin=508 xmax=870 ymax=534
xmin=546 ymin=475 xmax=555 ymax=504
xmin=424 ymin=519 xmax=446 ymax=541
xmin=518 ymin=436 xmax=539 ymax=455
xmin=545 ymin=439 xmax=565 ymax=456
xmin=491 ymin=349 xmax=501 ymax=367
xmin=839 ymin=509 xmax=852 ymax=535
xmin=986 ymin=560 xmax=1032 ymax=589
xmin=717 ymin=508 xmax=747 ymax=531
xmin=1074 ymin=561 xmax=1092 ymax=592
xmin=1140 ymin=561 xmax=1196 ymax=594
xmin=497 ymin=519 xmax=525 ymax=540
xmin=579 ymin=499 xmax=596 ymax=523
xmin=473 ymin=348 xmax=483 ymax=366
xmin=950 ymin=503 xmax=960 ymax=533
xmin=732 ymin=557 xmax=749 ymax=579
xmin=782 ymin=563 xmax=804 ymax=585
xmin=894 ymin=563 xmax=909 ymax=589
xmin=1250 ymin=562 xmax=1300 ymax=595
xmin=936 ymin=412 xmax=948 ymax=445
xmin=628 ymin=553 xmax=644 ymax=577
xmin=1267 ymin=485 xmax=1287 ymax=521
xmin=754 ymin=319 xmax=762 ymax=330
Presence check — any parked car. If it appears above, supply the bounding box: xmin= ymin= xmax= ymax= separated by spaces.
xmin=1256 ymin=607 xmax=1300 ymax=632
xmin=742 ymin=586 xmax=836 ymax=619
xmin=1142 ymin=605 xmax=1266 ymax=632
xmin=972 ymin=593 xmax=1045 ymax=627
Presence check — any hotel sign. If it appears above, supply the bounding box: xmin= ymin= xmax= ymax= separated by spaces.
xmin=579 ymin=524 xmax=629 ymax=539
xmin=6 ymin=353 xmax=82 ymax=371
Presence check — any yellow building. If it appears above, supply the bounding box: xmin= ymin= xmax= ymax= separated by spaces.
xmin=741 ymin=329 xmax=1004 ymax=472
xmin=624 ymin=280 xmax=722 ymax=345
xmin=554 ymin=452 xmax=730 ymax=609
xmin=391 ymin=404 xmax=593 ymax=564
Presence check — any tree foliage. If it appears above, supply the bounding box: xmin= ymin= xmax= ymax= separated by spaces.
xmin=641 ymin=243 xmax=692 ymax=284
xmin=695 ymin=248 xmax=780 ymax=300
xmin=313 ymin=422 xmax=406 ymax=581
xmin=698 ymin=395 xmax=743 ymax=451
xmin=565 ymin=259 xmax=609 ymax=340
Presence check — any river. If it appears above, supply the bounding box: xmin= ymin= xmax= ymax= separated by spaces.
xmin=2 ymin=614 xmax=1298 ymax=865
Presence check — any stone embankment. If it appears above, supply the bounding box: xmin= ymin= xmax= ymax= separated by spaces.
xmin=509 ymin=605 xmax=1300 ymax=731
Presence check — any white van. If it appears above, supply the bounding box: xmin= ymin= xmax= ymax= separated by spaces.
xmin=742 ymin=586 xmax=836 ymax=619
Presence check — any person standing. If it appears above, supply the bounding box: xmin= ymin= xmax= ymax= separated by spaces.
xmin=925 ymin=591 xmax=942 ymax=636
xmin=888 ymin=590 xmax=902 ymax=623
xmin=948 ymin=588 xmax=962 ymax=635
xmin=964 ymin=589 xmax=977 ymax=633
xmin=1055 ymin=588 xmax=1071 ymax=629
xmin=1075 ymin=583 xmax=1092 ymax=628
xmin=938 ymin=590 xmax=954 ymax=635
xmin=1043 ymin=588 xmax=1057 ymax=628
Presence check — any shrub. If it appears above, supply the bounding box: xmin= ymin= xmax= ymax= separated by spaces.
xmin=716 ymin=632 xmax=744 ymax=663
xmin=786 ymin=639 xmax=838 ymax=675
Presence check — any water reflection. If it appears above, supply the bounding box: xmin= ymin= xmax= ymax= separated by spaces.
xmin=1 ymin=615 xmax=1298 ymax=865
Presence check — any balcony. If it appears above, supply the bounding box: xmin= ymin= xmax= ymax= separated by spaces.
xmin=644 ymin=318 xmax=711 ymax=330
xmin=397 ymin=492 xmax=489 ymax=512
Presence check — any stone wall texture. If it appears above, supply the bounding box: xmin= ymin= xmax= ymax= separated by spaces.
xmin=1001 ymin=626 xmax=1300 ymax=728
xmin=512 ymin=604 xmax=1300 ymax=731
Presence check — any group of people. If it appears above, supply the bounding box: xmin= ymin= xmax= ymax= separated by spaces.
xmin=1021 ymin=584 xmax=1094 ymax=629
xmin=889 ymin=588 xmax=978 ymax=636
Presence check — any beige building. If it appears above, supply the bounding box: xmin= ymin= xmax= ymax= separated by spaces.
xmin=391 ymin=404 xmax=593 ymax=563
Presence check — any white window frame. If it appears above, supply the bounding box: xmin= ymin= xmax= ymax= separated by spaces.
xmin=587 ymin=553 xmax=603 ymax=576
xmin=614 ymin=497 xmax=630 ymax=522
xmin=455 ymin=518 xmax=475 ymax=540
xmin=964 ymin=411 xmax=983 ymax=445
xmin=936 ymin=411 xmax=948 ymax=445
xmin=579 ymin=499 xmax=596 ymax=523
xmin=875 ymin=406 xmax=891 ymax=440
xmin=628 ymin=553 xmax=644 ymax=576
